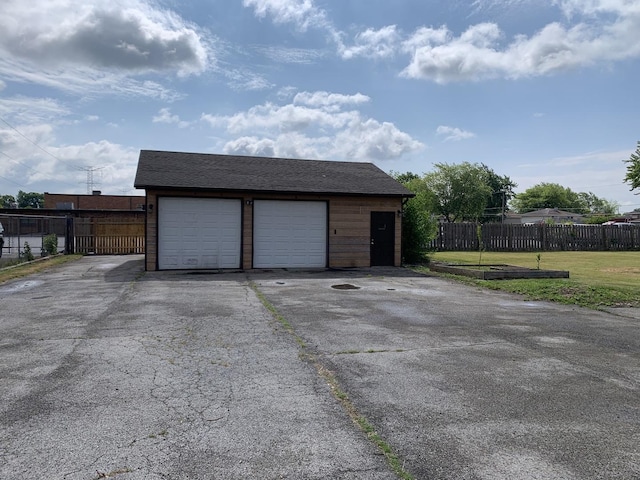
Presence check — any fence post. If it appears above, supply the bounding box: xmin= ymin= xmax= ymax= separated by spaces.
xmin=65 ymin=216 xmax=74 ymax=254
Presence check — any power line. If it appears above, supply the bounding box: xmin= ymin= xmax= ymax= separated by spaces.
xmin=0 ymin=115 xmax=84 ymax=172
xmin=0 ymin=149 xmax=82 ymax=190
xmin=0 ymin=173 xmax=25 ymax=188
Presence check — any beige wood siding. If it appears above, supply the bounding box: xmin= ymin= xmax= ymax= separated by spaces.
xmin=144 ymin=190 xmax=403 ymax=270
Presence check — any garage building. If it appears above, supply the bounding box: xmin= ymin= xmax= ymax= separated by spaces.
xmin=134 ymin=150 xmax=413 ymax=271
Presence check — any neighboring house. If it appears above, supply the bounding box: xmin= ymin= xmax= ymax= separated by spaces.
xmin=622 ymin=210 xmax=640 ymax=224
xmin=520 ymin=208 xmax=585 ymax=224
xmin=44 ymin=192 xmax=145 ymax=210
xmin=134 ymin=150 xmax=413 ymax=271
xmin=503 ymin=213 xmax=523 ymax=225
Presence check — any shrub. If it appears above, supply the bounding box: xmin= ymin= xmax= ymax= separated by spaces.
xmin=43 ymin=234 xmax=58 ymax=255
xmin=21 ymin=242 xmax=34 ymax=261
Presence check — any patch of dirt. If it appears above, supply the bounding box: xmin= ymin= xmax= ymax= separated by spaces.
xmin=601 ymin=267 xmax=640 ymax=275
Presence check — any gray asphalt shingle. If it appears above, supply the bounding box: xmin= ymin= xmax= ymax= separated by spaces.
xmin=134 ymin=150 xmax=413 ymax=197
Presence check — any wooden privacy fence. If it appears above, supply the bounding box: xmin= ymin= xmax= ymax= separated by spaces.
xmin=74 ymin=218 xmax=145 ymax=254
xmin=430 ymin=223 xmax=640 ymax=252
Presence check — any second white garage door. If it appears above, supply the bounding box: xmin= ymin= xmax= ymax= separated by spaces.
xmin=253 ymin=200 xmax=327 ymax=268
xmin=158 ymin=197 xmax=241 ymax=270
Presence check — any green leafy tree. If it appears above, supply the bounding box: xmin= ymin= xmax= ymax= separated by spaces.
xmin=479 ymin=164 xmax=517 ymax=222
xmin=511 ymin=183 xmax=587 ymax=214
xmin=0 ymin=194 xmax=17 ymax=208
xmin=392 ymin=172 xmax=438 ymax=263
xmin=624 ymin=141 xmax=640 ymax=193
xmin=402 ymin=176 xmax=438 ymax=263
xmin=577 ymin=192 xmax=619 ymax=214
xmin=390 ymin=171 xmax=420 ymax=184
xmin=423 ymin=162 xmax=493 ymax=222
xmin=17 ymin=191 xmax=44 ymax=209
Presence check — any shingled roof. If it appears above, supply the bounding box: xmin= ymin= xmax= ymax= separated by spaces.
xmin=134 ymin=150 xmax=413 ymax=197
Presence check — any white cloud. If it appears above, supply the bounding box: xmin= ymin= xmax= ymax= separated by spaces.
xmin=0 ymin=96 xmax=70 ymax=125
xmin=0 ymin=0 xmax=212 ymax=96
xmin=152 ymin=108 xmax=190 ymax=128
xmin=203 ymin=102 xmax=359 ymax=134
xmin=203 ymin=90 xmax=423 ymax=161
xmin=0 ymin=120 xmax=139 ymax=193
xmin=276 ymin=86 xmax=299 ymax=100
xmin=223 ymin=136 xmax=276 ymax=157
xmin=253 ymin=45 xmax=325 ymax=64
xmin=242 ymin=0 xmax=331 ymax=32
xmin=222 ymin=68 xmax=274 ymax=91
xmin=436 ymin=125 xmax=476 ymax=142
xmin=339 ymin=25 xmax=401 ymax=60
xmin=243 ymin=0 xmax=640 ymax=84
xmin=293 ymin=91 xmax=370 ymax=108
xmin=402 ymin=1 xmax=640 ymax=83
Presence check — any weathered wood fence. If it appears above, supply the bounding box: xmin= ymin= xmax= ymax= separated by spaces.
xmin=430 ymin=223 xmax=640 ymax=251
xmin=74 ymin=218 xmax=145 ymax=254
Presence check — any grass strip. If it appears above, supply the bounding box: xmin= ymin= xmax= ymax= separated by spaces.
xmin=249 ymin=281 xmax=414 ymax=480
xmin=0 ymin=254 xmax=83 ymax=284
xmin=315 ymin=363 xmax=414 ymax=480
xmin=250 ymin=282 xmax=305 ymax=348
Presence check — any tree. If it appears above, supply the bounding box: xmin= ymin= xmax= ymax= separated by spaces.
xmin=511 ymin=183 xmax=587 ymax=214
xmin=17 ymin=191 xmax=44 ymax=209
xmin=577 ymin=192 xmax=619 ymax=215
xmin=423 ymin=162 xmax=493 ymax=222
xmin=390 ymin=171 xmax=420 ymax=184
xmin=479 ymin=164 xmax=517 ymax=223
xmin=624 ymin=140 xmax=640 ymax=193
xmin=397 ymin=174 xmax=438 ymax=263
xmin=0 ymin=194 xmax=17 ymax=208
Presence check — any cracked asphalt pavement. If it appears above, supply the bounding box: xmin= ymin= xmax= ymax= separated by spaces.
xmin=1 ymin=255 xmax=639 ymax=479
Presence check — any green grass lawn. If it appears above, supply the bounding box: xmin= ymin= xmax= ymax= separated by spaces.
xmin=421 ymin=251 xmax=640 ymax=309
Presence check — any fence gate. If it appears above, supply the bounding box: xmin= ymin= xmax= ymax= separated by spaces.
xmin=74 ymin=218 xmax=145 ymax=254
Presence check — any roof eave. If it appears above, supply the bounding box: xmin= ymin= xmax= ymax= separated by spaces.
xmin=135 ymin=184 xmax=414 ymax=198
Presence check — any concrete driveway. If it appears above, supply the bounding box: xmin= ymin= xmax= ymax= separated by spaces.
xmin=1 ymin=256 xmax=638 ymax=479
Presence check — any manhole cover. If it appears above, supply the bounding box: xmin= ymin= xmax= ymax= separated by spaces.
xmin=331 ymin=284 xmax=360 ymax=290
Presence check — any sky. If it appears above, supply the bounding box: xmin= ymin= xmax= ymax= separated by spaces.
xmin=1 ymin=0 xmax=639 ymax=212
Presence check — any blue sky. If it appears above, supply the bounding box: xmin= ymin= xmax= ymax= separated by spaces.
xmin=1 ymin=0 xmax=639 ymax=211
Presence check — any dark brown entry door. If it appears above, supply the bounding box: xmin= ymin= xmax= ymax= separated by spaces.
xmin=370 ymin=211 xmax=395 ymax=266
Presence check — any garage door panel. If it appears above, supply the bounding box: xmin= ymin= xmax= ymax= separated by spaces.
xmin=158 ymin=197 xmax=241 ymax=270
xmin=254 ymin=200 xmax=326 ymax=268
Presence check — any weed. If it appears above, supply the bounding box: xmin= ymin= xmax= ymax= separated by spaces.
xmin=250 ymin=282 xmax=306 ymax=348
xmin=316 ymin=363 xmax=414 ymax=480
xmin=476 ymin=224 xmax=485 ymax=265
xmin=21 ymin=242 xmax=34 ymax=261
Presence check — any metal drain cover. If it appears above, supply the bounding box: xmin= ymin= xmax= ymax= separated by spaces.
xmin=331 ymin=284 xmax=360 ymax=290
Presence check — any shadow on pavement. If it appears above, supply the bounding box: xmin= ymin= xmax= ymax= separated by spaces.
xmin=103 ymin=257 xmax=145 ymax=282
xmin=139 ymin=266 xmax=435 ymax=283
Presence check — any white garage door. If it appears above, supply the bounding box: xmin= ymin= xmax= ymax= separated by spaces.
xmin=158 ymin=197 xmax=241 ymax=270
xmin=253 ymin=200 xmax=327 ymax=268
